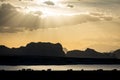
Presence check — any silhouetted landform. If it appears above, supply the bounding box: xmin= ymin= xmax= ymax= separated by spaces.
xmin=0 ymin=42 xmax=120 ymax=65
xmin=66 ymin=48 xmax=114 ymax=58
xmin=1 ymin=56 xmax=120 ymax=65
xmin=0 ymin=70 xmax=120 ymax=80
xmin=0 ymin=68 xmax=119 ymax=72
xmin=0 ymin=45 xmax=12 ymax=56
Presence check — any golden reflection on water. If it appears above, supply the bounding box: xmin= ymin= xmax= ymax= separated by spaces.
xmin=0 ymin=65 xmax=120 ymax=71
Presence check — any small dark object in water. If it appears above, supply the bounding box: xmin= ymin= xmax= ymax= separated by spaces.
xmin=21 ymin=68 xmax=34 ymax=71
xmin=112 ymin=69 xmax=117 ymax=71
xmin=47 ymin=69 xmax=52 ymax=71
xmin=97 ymin=69 xmax=103 ymax=71
xmin=81 ymin=69 xmax=84 ymax=71
xmin=67 ymin=69 xmax=73 ymax=71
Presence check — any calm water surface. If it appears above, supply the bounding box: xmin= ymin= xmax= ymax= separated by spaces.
xmin=0 ymin=65 xmax=120 ymax=71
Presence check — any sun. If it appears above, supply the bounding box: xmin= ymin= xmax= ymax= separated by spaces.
xmin=21 ymin=0 xmax=78 ymax=17
xmin=31 ymin=0 xmax=63 ymax=16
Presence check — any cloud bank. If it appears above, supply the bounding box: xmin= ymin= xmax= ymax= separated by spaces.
xmin=0 ymin=3 xmax=116 ymax=33
xmin=0 ymin=3 xmax=41 ymax=33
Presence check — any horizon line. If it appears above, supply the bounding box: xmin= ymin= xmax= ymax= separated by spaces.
xmin=0 ymin=41 xmax=120 ymax=53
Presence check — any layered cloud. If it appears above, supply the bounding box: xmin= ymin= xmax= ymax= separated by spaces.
xmin=0 ymin=3 xmax=41 ymax=33
xmin=0 ymin=3 xmax=117 ymax=33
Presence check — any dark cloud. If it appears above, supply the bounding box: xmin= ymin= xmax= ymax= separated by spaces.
xmin=67 ymin=4 xmax=74 ymax=8
xmin=0 ymin=3 xmax=41 ymax=33
xmin=0 ymin=0 xmax=6 ymax=2
xmin=43 ymin=1 xmax=55 ymax=6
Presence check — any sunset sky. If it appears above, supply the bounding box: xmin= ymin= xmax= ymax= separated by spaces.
xmin=0 ymin=0 xmax=120 ymax=52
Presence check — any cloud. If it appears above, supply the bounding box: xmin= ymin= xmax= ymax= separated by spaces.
xmin=43 ymin=1 xmax=55 ymax=6
xmin=0 ymin=0 xmax=6 ymax=2
xmin=0 ymin=3 xmax=42 ymax=33
xmin=33 ymin=11 xmax=42 ymax=16
xmin=67 ymin=4 xmax=74 ymax=8
xmin=42 ymin=12 xmax=113 ymax=28
xmin=79 ymin=0 xmax=120 ymax=3
xmin=0 ymin=3 xmax=116 ymax=33
xmin=90 ymin=12 xmax=113 ymax=21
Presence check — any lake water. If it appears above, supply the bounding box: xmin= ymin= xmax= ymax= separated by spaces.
xmin=0 ymin=65 xmax=120 ymax=71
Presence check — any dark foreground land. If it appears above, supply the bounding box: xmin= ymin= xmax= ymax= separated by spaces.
xmin=0 ymin=56 xmax=120 ymax=65
xmin=0 ymin=70 xmax=120 ymax=79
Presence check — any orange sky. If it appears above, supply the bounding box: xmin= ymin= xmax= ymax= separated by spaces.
xmin=0 ymin=0 xmax=120 ymax=52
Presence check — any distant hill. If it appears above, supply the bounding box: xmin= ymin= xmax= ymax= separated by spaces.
xmin=1 ymin=42 xmax=120 ymax=65
xmin=0 ymin=42 xmax=65 ymax=57
xmin=0 ymin=42 xmax=120 ymax=59
xmin=66 ymin=48 xmax=118 ymax=59
xmin=113 ymin=49 xmax=120 ymax=59
xmin=0 ymin=45 xmax=12 ymax=56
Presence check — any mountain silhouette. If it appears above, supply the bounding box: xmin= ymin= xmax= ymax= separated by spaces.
xmin=66 ymin=48 xmax=114 ymax=58
xmin=0 ymin=42 xmax=65 ymax=57
xmin=113 ymin=49 xmax=120 ymax=59
xmin=0 ymin=42 xmax=120 ymax=65
xmin=0 ymin=45 xmax=11 ymax=56
xmin=0 ymin=42 xmax=120 ymax=58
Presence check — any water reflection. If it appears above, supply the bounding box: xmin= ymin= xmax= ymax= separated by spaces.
xmin=0 ymin=65 xmax=120 ymax=71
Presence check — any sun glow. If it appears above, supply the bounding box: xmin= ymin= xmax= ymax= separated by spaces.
xmin=35 ymin=0 xmax=60 ymax=4
xmin=19 ymin=0 xmax=63 ymax=16
xmin=20 ymin=0 xmax=89 ymax=17
xmin=22 ymin=7 xmax=65 ymax=16
xmin=22 ymin=7 xmax=89 ymax=17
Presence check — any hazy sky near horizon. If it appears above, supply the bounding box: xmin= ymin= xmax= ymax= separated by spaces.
xmin=0 ymin=0 xmax=120 ymax=52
